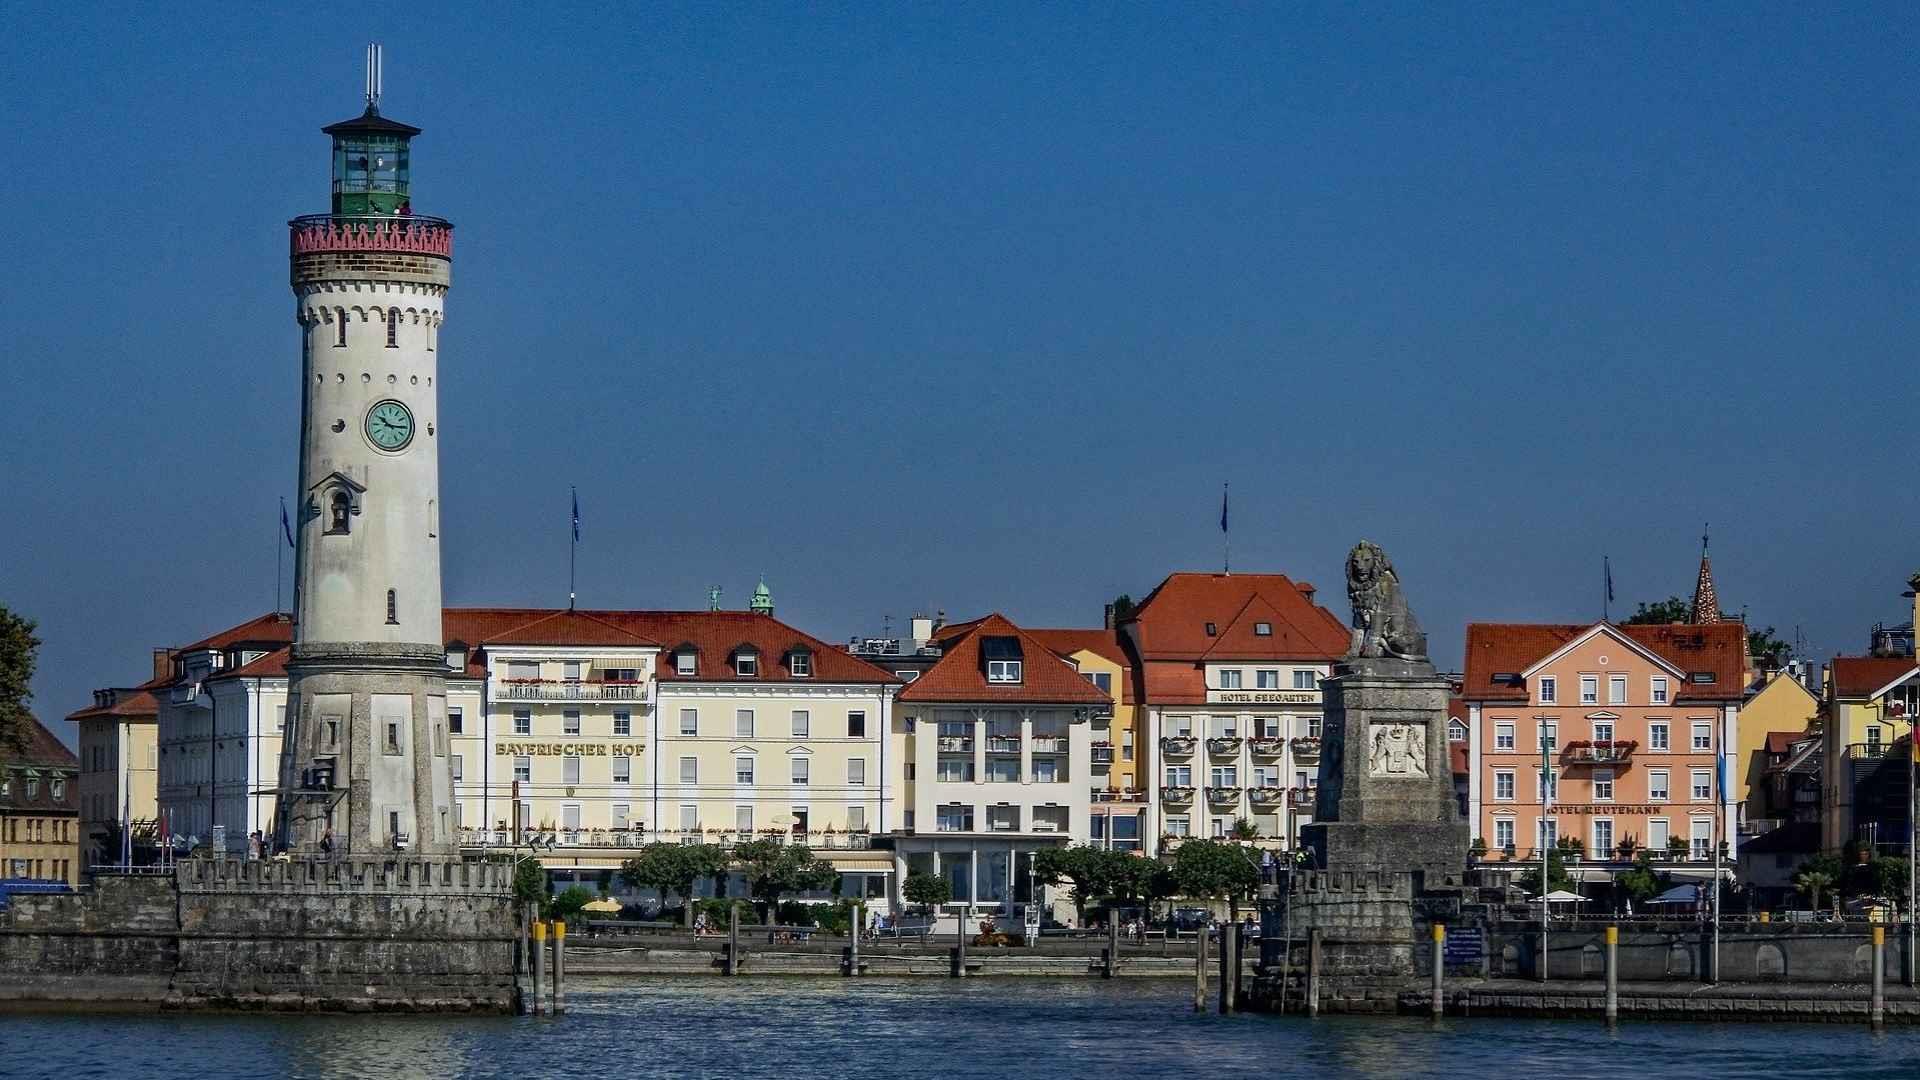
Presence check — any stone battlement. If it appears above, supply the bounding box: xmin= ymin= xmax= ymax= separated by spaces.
xmin=1288 ymin=869 xmax=1415 ymax=899
xmin=176 ymin=856 xmax=510 ymax=896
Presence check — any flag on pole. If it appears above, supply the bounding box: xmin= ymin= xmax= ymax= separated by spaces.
xmin=280 ymin=497 xmax=295 ymax=548
xmin=1220 ymin=483 xmax=1229 ymax=534
xmin=1603 ymin=556 xmax=1614 ymax=605
xmin=571 ymin=487 xmax=580 ymax=542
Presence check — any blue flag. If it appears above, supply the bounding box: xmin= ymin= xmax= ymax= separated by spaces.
xmin=1220 ymin=483 xmax=1229 ymax=534
xmin=280 ymin=497 xmax=295 ymax=549
xmin=571 ymin=487 xmax=580 ymax=542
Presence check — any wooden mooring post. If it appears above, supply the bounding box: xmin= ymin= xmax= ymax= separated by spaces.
xmin=1605 ymin=925 xmax=1619 ymax=1026
xmin=530 ymin=919 xmax=546 ymax=1016
xmin=1430 ymin=923 xmax=1444 ymax=1020
xmin=551 ymin=919 xmax=566 ymax=1015
xmin=1306 ymin=928 xmax=1322 ymax=1018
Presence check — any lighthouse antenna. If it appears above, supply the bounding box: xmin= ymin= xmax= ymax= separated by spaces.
xmin=365 ymin=43 xmax=383 ymax=109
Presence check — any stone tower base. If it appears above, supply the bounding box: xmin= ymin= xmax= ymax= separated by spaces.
xmin=0 ymin=857 xmax=518 ymax=1012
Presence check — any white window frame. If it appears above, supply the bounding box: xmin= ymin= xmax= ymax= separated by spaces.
xmin=1691 ymin=721 xmax=1712 ymax=751
xmin=791 ymin=757 xmax=810 ymax=786
xmin=1593 ymin=720 xmax=1614 ymax=744
xmin=679 ymin=708 xmax=699 ymax=736
xmin=1256 ymin=669 xmax=1280 ymax=690
xmin=791 ymin=709 xmax=810 ymax=738
xmin=1494 ymin=722 xmax=1516 ymax=751
xmin=987 ymin=659 xmax=1022 ymax=683
xmin=1648 ymin=770 xmax=1670 ymax=801
xmin=513 ymin=710 xmax=531 ymax=736
xmin=1649 ymin=722 xmax=1670 ymax=751
xmin=1219 ymin=669 xmax=1243 ymax=690
xmin=1690 ymin=768 xmax=1712 ymax=801
xmin=676 ymin=652 xmax=696 ymax=676
xmin=563 ymin=710 xmax=581 ymax=736
xmin=1592 ymin=818 xmax=1614 ymax=857
xmin=848 ymin=758 xmax=867 ymax=786
xmin=1494 ymin=818 xmax=1515 ymax=852
xmin=1579 ymin=675 xmax=1598 ymax=706
xmin=1593 ymin=768 xmax=1614 ymax=802
xmin=613 ymin=710 xmax=631 ymax=737
xmin=736 ymin=709 xmax=755 ymax=738
xmin=1493 ymin=770 xmax=1515 ymax=801
xmin=1650 ymin=677 xmax=1669 ymax=705
xmin=680 ymin=756 xmax=698 ymax=785
xmin=513 ymin=756 xmax=531 ymax=783
xmin=789 ymin=652 xmax=812 ymax=678
xmin=1292 ymin=670 xmax=1318 ymax=690
xmin=736 ymin=756 xmax=755 ymax=785
xmin=1608 ymin=674 xmax=1627 ymax=705
xmin=734 ymin=653 xmax=758 ymax=677
xmin=1537 ymin=676 xmax=1557 ymax=705
xmin=612 ymin=754 xmax=631 ymax=784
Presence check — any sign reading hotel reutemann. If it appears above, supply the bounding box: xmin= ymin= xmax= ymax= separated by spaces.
xmin=1207 ymin=691 xmax=1322 ymax=705
xmin=494 ymin=742 xmax=634 ymax=756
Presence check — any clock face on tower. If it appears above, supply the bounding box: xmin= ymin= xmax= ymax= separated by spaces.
xmin=365 ymin=399 xmax=414 ymax=451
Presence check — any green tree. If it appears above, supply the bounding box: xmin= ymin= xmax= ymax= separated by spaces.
xmin=510 ymin=857 xmax=548 ymax=910
xmin=1101 ymin=852 xmax=1160 ymax=914
xmin=1110 ymin=594 xmax=1137 ymax=623
xmin=1033 ymin=845 xmax=1109 ymax=924
xmin=1229 ymin=817 xmax=1261 ymax=841
xmin=734 ymin=840 xmax=837 ymax=924
xmin=0 ymin=606 xmax=41 ymax=753
xmin=1623 ymin=597 xmax=1692 ymax=626
xmin=548 ymin=885 xmax=594 ymax=924
xmin=1619 ymin=852 xmax=1663 ymax=903
xmin=1515 ymin=849 xmax=1574 ymax=895
xmin=620 ymin=842 xmax=729 ymax=926
xmin=903 ymin=871 xmax=952 ymax=913
xmin=1169 ymin=838 xmax=1261 ymax=918
xmin=1795 ymin=868 xmax=1836 ymax=913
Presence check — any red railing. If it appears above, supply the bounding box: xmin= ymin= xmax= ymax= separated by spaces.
xmin=290 ymin=214 xmax=454 ymax=258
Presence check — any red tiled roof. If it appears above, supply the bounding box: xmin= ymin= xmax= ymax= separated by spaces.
xmin=1 ymin=715 xmax=80 ymax=816
xmin=1461 ymin=622 xmax=1748 ymax=702
xmin=64 ymin=689 xmax=159 ymax=722
xmin=476 ymin=610 xmax=662 ymax=648
xmin=897 ymin=614 xmax=1113 ymax=705
xmin=1829 ymin=656 xmax=1920 ymax=699
xmin=1126 ymin=573 xmax=1347 ymax=662
xmin=1765 ymin=731 xmax=1804 ymax=755
xmin=609 ymin=611 xmax=899 ymax=685
xmin=1025 ymin=628 xmax=1135 ymax=706
xmin=176 ymin=613 xmax=294 ymax=653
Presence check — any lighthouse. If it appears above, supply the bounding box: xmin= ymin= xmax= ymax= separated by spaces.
xmin=277 ymin=46 xmax=456 ymax=856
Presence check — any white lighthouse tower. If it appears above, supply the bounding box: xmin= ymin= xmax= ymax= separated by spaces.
xmin=277 ymin=46 xmax=456 ymax=856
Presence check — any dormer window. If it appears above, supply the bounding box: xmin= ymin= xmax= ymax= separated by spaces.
xmin=982 ymin=636 xmax=1024 ymax=683
xmin=734 ymin=651 xmax=759 ymax=677
xmin=788 ymin=650 xmax=813 ymax=678
xmin=1254 ymin=622 xmax=1272 ymax=636
xmin=675 ymin=651 xmax=696 ymax=677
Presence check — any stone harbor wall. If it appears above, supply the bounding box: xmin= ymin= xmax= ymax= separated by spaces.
xmin=0 ymin=858 xmax=518 ymax=1012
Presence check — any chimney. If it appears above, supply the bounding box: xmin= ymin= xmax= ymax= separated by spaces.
xmin=152 ymin=648 xmax=175 ymax=683
xmin=910 ymin=614 xmax=933 ymax=649
xmin=1103 ymin=603 xmax=1116 ymax=631
xmin=933 ymin=609 xmax=946 ymax=632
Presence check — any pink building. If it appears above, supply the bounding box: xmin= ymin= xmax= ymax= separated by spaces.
xmin=1462 ymin=620 xmax=1747 ymax=887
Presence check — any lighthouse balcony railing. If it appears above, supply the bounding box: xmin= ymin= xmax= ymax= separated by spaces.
xmin=289 ymin=213 xmax=454 ymax=258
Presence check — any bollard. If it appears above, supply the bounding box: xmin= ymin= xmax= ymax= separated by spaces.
xmin=1193 ymin=929 xmax=1208 ymax=1012
xmin=530 ymin=919 xmax=547 ymax=1016
xmin=1605 ymin=925 xmax=1619 ymax=1026
xmin=1106 ymin=919 xmax=1120 ymax=978
xmin=847 ymin=902 xmax=862 ymax=977
xmin=1306 ymin=928 xmax=1322 ymax=1019
xmin=1758 ymin=910 xmax=1771 ymax=925
xmin=726 ymin=904 xmax=740 ymax=976
xmin=949 ymin=945 xmax=964 ymax=978
xmin=1431 ymin=923 xmax=1445 ymax=1020
xmin=552 ymin=919 xmax=566 ymax=1015
xmin=1871 ymin=923 xmax=1886 ymax=1030
xmin=1221 ymin=914 xmax=1236 ymax=1006
xmin=955 ymin=911 xmax=968 ymax=977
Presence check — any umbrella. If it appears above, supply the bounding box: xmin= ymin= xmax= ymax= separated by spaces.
xmin=582 ymin=897 xmax=623 ymax=914
xmin=1531 ymin=890 xmax=1586 ymax=904
xmin=1646 ymin=883 xmax=1705 ymax=905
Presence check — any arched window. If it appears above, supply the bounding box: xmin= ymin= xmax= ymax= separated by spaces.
xmin=328 ymin=491 xmax=351 ymax=534
xmin=386 ymin=308 xmax=399 ymax=348
xmin=334 ymin=308 xmax=347 ymax=347
xmin=387 ymin=589 xmax=398 ymax=625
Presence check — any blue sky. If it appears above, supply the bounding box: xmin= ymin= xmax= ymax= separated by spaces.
xmin=2 ymin=4 xmax=1914 ymax=735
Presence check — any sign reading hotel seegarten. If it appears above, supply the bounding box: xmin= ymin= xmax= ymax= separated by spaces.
xmin=493 ymin=742 xmax=635 ymax=757
xmin=1206 ymin=690 xmax=1322 ymax=705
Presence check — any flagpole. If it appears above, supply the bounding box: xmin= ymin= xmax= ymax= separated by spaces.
xmin=1541 ymin=733 xmax=1550 ymax=982
xmin=569 ymin=485 xmax=578 ymax=611
xmin=1221 ymin=481 xmax=1230 ymax=575
xmin=275 ymin=502 xmax=284 ymax=616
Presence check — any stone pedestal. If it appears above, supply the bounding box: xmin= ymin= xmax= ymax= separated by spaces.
xmin=1303 ymin=656 xmax=1468 ymax=890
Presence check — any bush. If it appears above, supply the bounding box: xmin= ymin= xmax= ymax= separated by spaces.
xmin=696 ymin=898 xmax=744 ymax=926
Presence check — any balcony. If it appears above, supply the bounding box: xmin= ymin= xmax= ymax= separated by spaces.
xmin=1205 ymin=786 xmax=1243 ymax=804
xmin=1093 ymin=789 xmax=1147 ymax=804
xmin=1289 ymin=788 xmax=1317 ymax=808
xmin=1562 ymin=740 xmax=1638 ymax=765
xmin=1846 ymin=742 xmax=1892 ymax=761
xmin=1091 ymin=743 xmax=1115 ymax=765
xmin=497 ymin=679 xmax=647 ymax=703
xmin=1248 ymin=785 xmax=1289 ymax=804
xmin=937 ymin=736 xmax=974 ymax=753
xmin=1249 ymin=737 xmax=1286 ymax=757
xmin=1207 ymin=737 xmax=1243 ymax=756
xmin=290 ymin=213 xmax=454 ymax=259
xmin=1291 ymin=737 xmax=1322 ymax=758
xmin=986 ymin=736 xmax=1022 ymax=754
xmin=1160 ymin=785 xmax=1196 ymax=803
xmin=1161 ymin=736 xmax=1197 ymax=757
xmin=1031 ymin=736 xmax=1069 ymax=754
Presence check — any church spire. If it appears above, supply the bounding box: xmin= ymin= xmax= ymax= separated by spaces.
xmin=1690 ymin=524 xmax=1721 ymax=624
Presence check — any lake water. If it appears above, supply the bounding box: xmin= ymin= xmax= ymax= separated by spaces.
xmin=5 ymin=978 xmax=1917 ymax=1079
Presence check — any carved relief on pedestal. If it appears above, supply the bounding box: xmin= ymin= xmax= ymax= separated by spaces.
xmin=1366 ymin=720 xmax=1428 ymax=778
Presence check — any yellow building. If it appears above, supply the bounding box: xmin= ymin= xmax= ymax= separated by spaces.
xmin=1028 ymin=628 xmax=1145 ymax=851
xmin=1820 ymin=655 xmax=1919 ymax=854
xmin=1 ymin=714 xmax=82 ymax=884
xmin=66 ymin=658 xmax=166 ymax=866
xmin=1736 ymin=671 xmax=1818 ymax=826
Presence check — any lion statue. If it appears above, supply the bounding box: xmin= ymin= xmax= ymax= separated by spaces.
xmin=1346 ymin=540 xmax=1428 ymax=662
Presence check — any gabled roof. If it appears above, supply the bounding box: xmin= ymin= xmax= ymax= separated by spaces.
xmin=176 ymin=613 xmax=295 ymax=654
xmin=897 ymin=614 xmax=1111 ymax=705
xmin=211 ymin=648 xmax=290 ymax=681
xmin=64 ymin=688 xmax=159 ymax=722
xmin=1462 ymin=622 xmax=1748 ymax=702
xmin=611 ymin=611 xmax=898 ymax=685
xmin=1518 ymin=624 xmax=1686 ymax=681
xmin=1764 ymin=731 xmax=1804 ymax=755
xmin=2 ymin=713 xmax=78 ymax=772
xmin=1829 ymin=656 xmax=1920 ymax=701
xmin=1125 ymin=573 xmax=1346 ymax=662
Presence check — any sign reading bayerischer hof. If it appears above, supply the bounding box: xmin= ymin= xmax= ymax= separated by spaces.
xmin=493 ymin=742 xmax=636 ymax=756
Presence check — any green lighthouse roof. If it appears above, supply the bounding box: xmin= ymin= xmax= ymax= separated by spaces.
xmin=322 ymin=106 xmax=421 ymax=138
